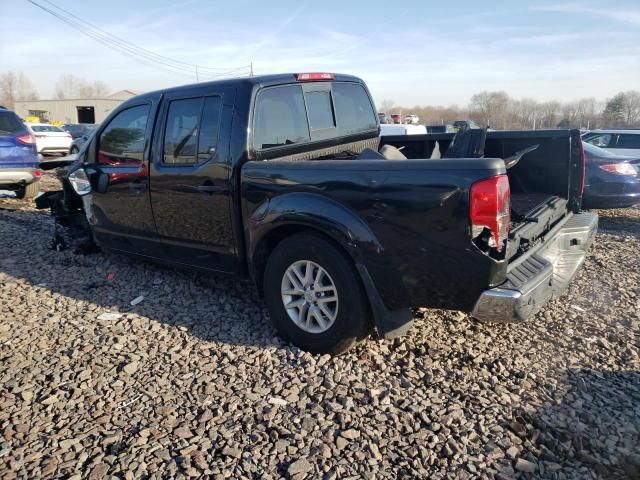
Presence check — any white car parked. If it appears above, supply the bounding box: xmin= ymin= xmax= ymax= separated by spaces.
xmin=27 ymin=123 xmax=73 ymax=155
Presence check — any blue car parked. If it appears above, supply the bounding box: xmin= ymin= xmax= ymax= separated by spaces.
xmin=0 ymin=108 xmax=41 ymax=199
xmin=582 ymin=141 xmax=640 ymax=209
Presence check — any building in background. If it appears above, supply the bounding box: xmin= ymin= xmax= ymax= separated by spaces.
xmin=14 ymin=90 xmax=138 ymax=124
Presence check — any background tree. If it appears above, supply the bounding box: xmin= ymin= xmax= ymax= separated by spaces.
xmin=55 ymin=74 xmax=110 ymax=99
xmin=469 ymin=91 xmax=510 ymax=128
xmin=603 ymin=93 xmax=627 ymax=127
xmin=378 ymin=99 xmax=395 ymax=113
xmin=0 ymin=71 xmax=39 ymax=109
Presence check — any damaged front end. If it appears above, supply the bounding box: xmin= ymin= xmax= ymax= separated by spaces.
xmin=36 ymin=161 xmax=97 ymax=253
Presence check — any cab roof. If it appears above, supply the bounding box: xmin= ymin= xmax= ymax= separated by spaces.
xmin=137 ymin=73 xmax=364 ymax=100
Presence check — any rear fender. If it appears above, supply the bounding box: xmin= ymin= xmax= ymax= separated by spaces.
xmin=247 ymin=192 xmax=383 ymax=270
xmin=247 ymin=192 xmax=413 ymax=338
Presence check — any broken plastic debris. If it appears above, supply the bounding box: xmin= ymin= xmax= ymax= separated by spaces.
xmin=571 ymin=305 xmax=586 ymax=312
xmin=106 ymin=272 xmax=115 ymax=282
xmin=97 ymin=312 xmax=123 ymax=321
xmin=130 ymin=295 xmax=144 ymax=306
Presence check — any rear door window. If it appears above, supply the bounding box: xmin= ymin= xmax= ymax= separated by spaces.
xmin=253 ymin=85 xmax=310 ymax=150
xmin=0 ymin=112 xmax=24 ymax=134
xmin=98 ymin=104 xmax=150 ymax=165
xmin=583 ymin=133 xmax=615 ymax=148
xmin=197 ymin=96 xmax=223 ymax=162
xmin=163 ymin=98 xmax=203 ymax=165
xmin=617 ymin=134 xmax=640 ymax=149
xmin=162 ymin=96 xmax=223 ymax=165
xmin=332 ymin=83 xmax=377 ymax=136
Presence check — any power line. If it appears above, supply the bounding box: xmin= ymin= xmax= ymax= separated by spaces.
xmin=39 ymin=0 xmax=249 ymax=74
xmin=26 ymin=0 xmax=252 ymax=80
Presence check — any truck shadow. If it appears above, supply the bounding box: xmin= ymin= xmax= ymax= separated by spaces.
xmin=593 ymin=208 xmax=640 ymax=238
xmin=0 ymin=209 xmax=280 ymax=349
xmin=517 ymin=369 xmax=640 ymax=479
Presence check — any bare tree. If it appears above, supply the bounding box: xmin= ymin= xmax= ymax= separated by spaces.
xmin=378 ymin=99 xmax=395 ymax=113
xmin=622 ymin=91 xmax=640 ymax=125
xmin=0 ymin=71 xmax=39 ymax=109
xmin=55 ymin=75 xmax=111 ymax=99
xmin=469 ymin=91 xmax=510 ymax=128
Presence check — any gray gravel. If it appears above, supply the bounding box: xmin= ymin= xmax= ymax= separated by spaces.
xmin=1 ymin=174 xmax=639 ymax=479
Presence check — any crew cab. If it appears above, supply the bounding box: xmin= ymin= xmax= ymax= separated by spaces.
xmin=37 ymin=73 xmax=597 ymax=354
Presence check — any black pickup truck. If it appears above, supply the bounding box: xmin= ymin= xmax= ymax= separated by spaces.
xmin=38 ymin=73 xmax=597 ymax=354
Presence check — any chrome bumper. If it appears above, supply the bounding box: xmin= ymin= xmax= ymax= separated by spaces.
xmin=472 ymin=212 xmax=598 ymax=323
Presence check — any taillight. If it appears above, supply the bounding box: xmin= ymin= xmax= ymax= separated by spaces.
xmin=599 ymin=163 xmax=638 ymax=176
xmin=470 ymin=175 xmax=510 ymax=252
xmin=16 ymin=134 xmax=36 ymax=145
xmin=34 ymin=170 xmax=42 ymax=177
xmin=296 ymin=72 xmax=334 ymax=81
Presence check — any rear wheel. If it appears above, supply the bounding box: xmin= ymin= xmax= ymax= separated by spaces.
xmin=70 ymin=146 xmax=79 ymax=154
xmin=15 ymin=180 xmax=40 ymax=200
xmin=263 ymin=233 xmax=372 ymax=354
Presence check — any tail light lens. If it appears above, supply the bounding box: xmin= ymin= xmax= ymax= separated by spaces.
xmin=16 ymin=134 xmax=36 ymax=145
xmin=470 ymin=175 xmax=511 ymax=252
xmin=599 ymin=163 xmax=638 ymax=176
xmin=34 ymin=170 xmax=42 ymax=177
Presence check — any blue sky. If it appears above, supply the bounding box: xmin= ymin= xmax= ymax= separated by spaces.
xmin=1 ymin=0 xmax=639 ymax=106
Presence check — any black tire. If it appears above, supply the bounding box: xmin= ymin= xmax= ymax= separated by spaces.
xmin=263 ymin=232 xmax=372 ymax=354
xmin=15 ymin=180 xmax=40 ymax=200
xmin=70 ymin=146 xmax=79 ymax=154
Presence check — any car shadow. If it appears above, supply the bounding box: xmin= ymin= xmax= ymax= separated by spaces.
xmin=0 ymin=208 xmax=281 ymax=350
xmin=511 ymin=369 xmax=640 ymax=479
xmin=593 ymin=209 xmax=640 ymax=238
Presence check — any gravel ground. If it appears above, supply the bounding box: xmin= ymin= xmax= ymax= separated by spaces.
xmin=1 ymin=174 xmax=639 ymax=479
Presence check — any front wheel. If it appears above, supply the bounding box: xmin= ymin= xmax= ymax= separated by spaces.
xmin=263 ymin=233 xmax=372 ymax=354
xmin=69 ymin=146 xmax=79 ymax=154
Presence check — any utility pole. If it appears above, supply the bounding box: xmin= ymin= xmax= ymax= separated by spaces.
xmin=195 ymin=65 xmax=199 ymax=82
xmin=250 ymin=62 xmax=254 ymax=77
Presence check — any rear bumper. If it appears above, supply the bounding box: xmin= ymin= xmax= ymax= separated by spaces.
xmin=471 ymin=212 xmax=598 ymax=323
xmin=0 ymin=168 xmax=38 ymax=187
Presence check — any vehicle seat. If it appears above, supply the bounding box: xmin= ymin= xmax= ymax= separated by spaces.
xmin=356 ymin=147 xmax=385 ymax=160
xmin=379 ymin=144 xmax=407 ymax=160
xmin=443 ymin=128 xmax=487 ymax=158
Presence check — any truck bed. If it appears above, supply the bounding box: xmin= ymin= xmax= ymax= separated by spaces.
xmin=510 ymin=193 xmax=563 ymax=221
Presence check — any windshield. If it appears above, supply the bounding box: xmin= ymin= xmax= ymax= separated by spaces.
xmin=0 ymin=111 xmax=25 ymax=134
xmin=31 ymin=125 xmax=64 ymax=132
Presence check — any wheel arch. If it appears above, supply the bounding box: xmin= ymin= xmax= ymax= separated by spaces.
xmin=247 ymin=192 xmax=383 ymax=295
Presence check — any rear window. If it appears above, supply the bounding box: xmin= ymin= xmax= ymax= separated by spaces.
xmin=31 ymin=125 xmax=64 ymax=132
xmin=254 ymin=85 xmax=310 ymax=149
xmin=332 ymin=83 xmax=377 ymax=136
xmin=305 ymin=91 xmax=335 ymax=130
xmin=0 ymin=112 xmax=25 ymax=134
xmin=617 ymin=134 xmax=640 ymax=149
